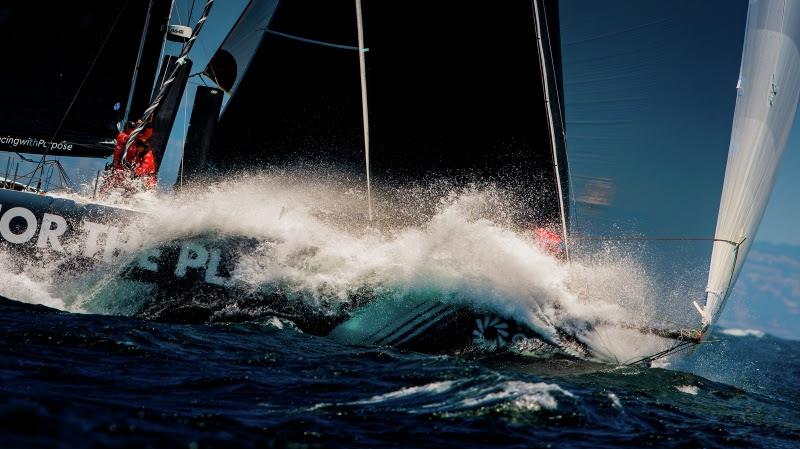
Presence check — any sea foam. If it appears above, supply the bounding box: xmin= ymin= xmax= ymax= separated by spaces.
xmin=0 ymin=174 xmax=697 ymax=363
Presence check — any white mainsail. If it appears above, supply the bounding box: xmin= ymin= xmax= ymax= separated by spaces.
xmin=704 ymin=0 xmax=800 ymax=328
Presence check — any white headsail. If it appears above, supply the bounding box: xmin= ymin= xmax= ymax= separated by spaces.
xmin=704 ymin=0 xmax=800 ymax=327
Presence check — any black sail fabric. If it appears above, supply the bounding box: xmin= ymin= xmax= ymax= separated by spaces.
xmin=203 ymin=0 xmax=567 ymax=227
xmin=0 ymin=1 xmax=168 ymax=158
xmin=559 ymin=0 xmax=750 ymax=333
xmin=202 ymin=0 xmax=281 ymax=95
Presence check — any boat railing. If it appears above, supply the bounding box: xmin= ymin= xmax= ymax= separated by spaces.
xmin=1 ymin=155 xmax=69 ymax=194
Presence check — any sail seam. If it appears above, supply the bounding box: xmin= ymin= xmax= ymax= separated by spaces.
xmin=124 ymin=0 xmax=155 ymax=125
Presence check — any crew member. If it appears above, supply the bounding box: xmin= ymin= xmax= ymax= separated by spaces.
xmin=131 ymin=140 xmax=157 ymax=189
xmin=121 ymin=119 xmax=154 ymax=167
xmin=100 ymin=121 xmax=136 ymax=194
xmin=111 ymin=121 xmax=135 ymax=169
xmin=102 ymin=119 xmax=155 ymax=194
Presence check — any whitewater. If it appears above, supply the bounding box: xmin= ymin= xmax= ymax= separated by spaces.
xmin=0 ymin=174 xmax=696 ymax=364
xmin=2 ymin=174 xmax=799 ymax=449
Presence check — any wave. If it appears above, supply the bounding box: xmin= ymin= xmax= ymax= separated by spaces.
xmin=720 ymin=328 xmax=765 ymax=338
xmin=331 ymin=377 xmax=573 ymax=414
xmin=0 ymin=174 xmax=702 ymax=363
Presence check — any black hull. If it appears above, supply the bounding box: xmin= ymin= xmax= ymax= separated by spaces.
xmin=0 ymin=188 xmax=567 ymax=357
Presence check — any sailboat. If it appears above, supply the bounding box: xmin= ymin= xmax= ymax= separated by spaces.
xmin=0 ymin=0 xmax=796 ymax=364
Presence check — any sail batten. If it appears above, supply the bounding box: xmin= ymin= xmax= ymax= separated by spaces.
xmin=704 ymin=0 xmax=800 ymax=327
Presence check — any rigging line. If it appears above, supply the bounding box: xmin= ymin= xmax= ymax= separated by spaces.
xmin=355 ymin=0 xmax=373 ymax=222
xmin=170 ymin=0 xmax=193 ymax=190
xmin=170 ymin=1 xmax=221 ymax=95
xmin=15 ymin=153 xmax=46 ymax=164
xmin=188 ymin=0 xmax=197 ymax=23
xmin=11 ymin=158 xmax=71 ymax=191
xmin=124 ymin=0 xmax=156 ymax=125
xmin=179 ymin=80 xmax=189 ymax=188
xmin=266 ymin=29 xmax=367 ymax=52
xmin=54 ymin=160 xmax=72 ymax=188
xmin=152 ymin=1 xmax=177 ymax=95
xmin=540 ymin=1 xmax=567 ymax=144
xmin=15 ymin=158 xmax=59 ymax=175
xmin=191 ymin=73 xmax=212 ymax=88
xmin=190 ymin=73 xmax=211 ymax=87
xmin=532 ymin=0 xmax=569 ymax=261
xmin=190 ymin=16 xmax=223 ymax=93
xmin=173 ymin=0 xmax=184 ymax=26
xmin=29 ymin=0 xmax=131 ymax=188
xmin=203 ymin=62 xmax=222 ymax=90
xmin=571 ymin=236 xmax=741 ymax=246
xmin=624 ymin=340 xmax=694 ymax=366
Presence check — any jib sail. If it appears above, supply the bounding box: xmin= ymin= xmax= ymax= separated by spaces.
xmin=559 ymin=0 xmax=750 ymax=339
xmin=704 ymin=0 xmax=800 ymax=329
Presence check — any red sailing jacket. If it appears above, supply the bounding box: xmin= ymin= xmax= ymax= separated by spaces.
xmin=133 ymin=150 xmax=157 ymax=188
xmin=112 ymin=127 xmax=154 ymax=168
xmin=111 ymin=130 xmax=132 ymax=169
xmin=138 ymin=126 xmax=154 ymax=142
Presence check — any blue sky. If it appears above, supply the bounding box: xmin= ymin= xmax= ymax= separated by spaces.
xmin=758 ymin=122 xmax=800 ymax=246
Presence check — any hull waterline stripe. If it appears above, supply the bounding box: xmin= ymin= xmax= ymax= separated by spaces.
xmin=391 ymin=306 xmax=456 ymax=348
xmin=361 ymin=300 xmax=433 ymax=343
xmin=374 ymin=303 xmax=448 ymax=346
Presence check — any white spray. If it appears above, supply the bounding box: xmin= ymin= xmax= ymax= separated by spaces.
xmin=0 ymin=174 xmax=692 ymax=363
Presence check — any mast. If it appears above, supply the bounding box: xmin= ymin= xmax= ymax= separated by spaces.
xmin=355 ymin=0 xmax=373 ymax=222
xmin=532 ymin=0 xmax=570 ymax=260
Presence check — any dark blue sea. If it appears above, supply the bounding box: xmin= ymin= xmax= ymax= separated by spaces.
xmin=1 ymin=295 xmax=798 ymax=449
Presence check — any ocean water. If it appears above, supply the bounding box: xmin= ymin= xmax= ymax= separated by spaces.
xmin=1 ymin=296 xmax=798 ymax=449
xmin=1 ymin=178 xmax=798 ymax=448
